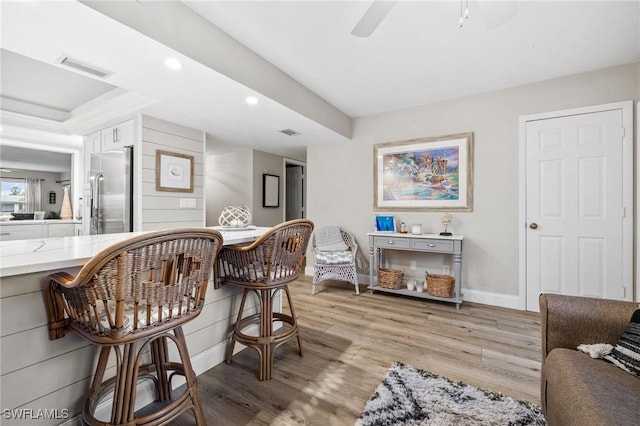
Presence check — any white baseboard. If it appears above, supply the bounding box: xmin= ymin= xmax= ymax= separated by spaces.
xmin=458 ymin=288 xmax=525 ymax=310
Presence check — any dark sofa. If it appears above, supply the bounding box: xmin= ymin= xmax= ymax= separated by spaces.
xmin=540 ymin=293 xmax=639 ymax=425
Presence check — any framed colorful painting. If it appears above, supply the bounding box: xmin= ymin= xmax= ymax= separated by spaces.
xmin=373 ymin=132 xmax=473 ymax=211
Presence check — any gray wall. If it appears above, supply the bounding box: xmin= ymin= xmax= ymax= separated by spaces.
xmin=205 ymin=146 xmax=286 ymax=228
xmin=252 ymin=149 xmax=284 ymax=227
xmin=307 ymin=63 xmax=640 ymax=307
xmin=205 ymin=144 xmax=253 ymax=226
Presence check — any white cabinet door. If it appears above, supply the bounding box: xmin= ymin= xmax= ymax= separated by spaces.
xmin=88 ymin=131 xmax=101 ymax=154
xmin=101 ymin=119 xmax=134 ymax=151
xmin=46 ymin=223 xmax=76 ymax=238
xmin=84 ymin=131 xmax=101 ymax=182
xmin=0 ymin=225 xmax=44 ymax=241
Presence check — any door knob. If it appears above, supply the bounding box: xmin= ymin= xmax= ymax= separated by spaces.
xmin=529 ymin=223 xmax=538 ymax=230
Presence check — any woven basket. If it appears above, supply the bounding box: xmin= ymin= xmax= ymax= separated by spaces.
xmin=378 ymin=268 xmax=404 ymax=289
xmin=425 ymin=272 xmax=455 ymax=298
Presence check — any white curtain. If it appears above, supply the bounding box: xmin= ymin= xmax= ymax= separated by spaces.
xmin=24 ymin=177 xmax=42 ymax=212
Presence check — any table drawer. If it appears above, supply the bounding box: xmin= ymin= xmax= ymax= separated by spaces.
xmin=412 ymin=239 xmax=454 ymax=253
xmin=374 ymin=236 xmax=411 ymax=249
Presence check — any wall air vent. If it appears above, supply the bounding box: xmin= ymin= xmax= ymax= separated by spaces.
xmin=279 ymin=128 xmax=301 ymax=136
xmin=57 ymin=56 xmax=112 ymax=78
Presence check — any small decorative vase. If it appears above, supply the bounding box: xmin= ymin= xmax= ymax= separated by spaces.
xmin=60 ymin=186 xmax=73 ymax=220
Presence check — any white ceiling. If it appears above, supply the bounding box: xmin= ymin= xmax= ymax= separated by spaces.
xmin=1 ymin=49 xmax=115 ymax=122
xmin=185 ymin=0 xmax=640 ymax=117
xmin=1 ymin=0 xmax=639 ymax=166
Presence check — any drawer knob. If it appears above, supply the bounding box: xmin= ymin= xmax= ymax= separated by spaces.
xmin=427 ymin=243 xmax=436 ymax=247
xmin=387 ymin=240 xmax=395 ymax=245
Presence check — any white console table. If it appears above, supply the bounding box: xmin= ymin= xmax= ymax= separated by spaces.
xmin=368 ymin=232 xmax=464 ymax=308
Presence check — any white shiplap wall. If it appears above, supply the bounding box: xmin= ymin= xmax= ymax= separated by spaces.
xmin=0 ymin=266 xmax=248 ymax=425
xmin=140 ymin=115 xmax=205 ymax=231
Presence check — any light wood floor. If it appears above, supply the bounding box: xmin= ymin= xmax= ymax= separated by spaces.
xmin=173 ymin=276 xmax=542 ymax=425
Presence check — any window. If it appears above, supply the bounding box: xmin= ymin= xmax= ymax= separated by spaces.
xmin=0 ymin=181 xmax=26 ymax=213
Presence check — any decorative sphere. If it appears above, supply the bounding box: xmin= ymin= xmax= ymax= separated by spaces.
xmin=219 ymin=205 xmax=252 ymax=228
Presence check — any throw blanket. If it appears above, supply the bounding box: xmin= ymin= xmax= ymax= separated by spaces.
xmin=577 ymin=343 xmax=614 ymax=358
xmin=315 ymin=226 xmax=348 ymax=251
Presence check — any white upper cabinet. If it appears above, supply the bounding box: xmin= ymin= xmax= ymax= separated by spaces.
xmin=101 ymin=119 xmax=135 ymax=152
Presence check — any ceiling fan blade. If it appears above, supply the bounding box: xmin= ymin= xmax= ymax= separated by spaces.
xmin=351 ymin=0 xmax=397 ymax=38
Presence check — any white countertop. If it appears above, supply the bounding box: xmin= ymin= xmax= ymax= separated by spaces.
xmin=0 ymin=219 xmax=82 ymax=225
xmin=0 ymin=226 xmax=269 ymax=278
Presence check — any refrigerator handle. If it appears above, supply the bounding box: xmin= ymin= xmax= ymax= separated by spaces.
xmin=91 ymin=173 xmax=103 ymax=234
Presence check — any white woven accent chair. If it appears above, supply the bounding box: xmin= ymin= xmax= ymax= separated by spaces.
xmin=312 ymin=227 xmax=359 ymax=295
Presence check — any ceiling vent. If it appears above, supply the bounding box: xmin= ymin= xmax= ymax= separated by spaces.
xmin=279 ymin=128 xmax=301 ymax=136
xmin=57 ymin=56 xmax=112 ymax=78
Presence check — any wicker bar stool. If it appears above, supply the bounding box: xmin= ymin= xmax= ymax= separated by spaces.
xmin=45 ymin=228 xmax=223 ymax=425
xmin=218 ymin=219 xmax=314 ymax=380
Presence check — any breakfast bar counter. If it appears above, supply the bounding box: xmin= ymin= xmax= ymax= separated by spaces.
xmin=0 ymin=226 xmax=267 ymax=278
xmin=0 ymin=226 xmax=268 ymax=425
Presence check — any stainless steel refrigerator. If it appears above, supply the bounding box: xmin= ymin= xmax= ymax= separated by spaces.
xmin=89 ymin=147 xmax=133 ymax=234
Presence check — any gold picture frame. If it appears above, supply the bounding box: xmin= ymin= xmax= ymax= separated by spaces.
xmin=373 ymin=132 xmax=473 ymax=211
xmin=155 ymin=150 xmax=194 ymax=193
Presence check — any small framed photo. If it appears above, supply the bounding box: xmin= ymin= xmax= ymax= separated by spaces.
xmin=156 ymin=150 xmax=194 ymax=193
xmin=262 ymin=173 xmax=280 ymax=208
xmin=375 ymin=215 xmax=396 ymax=232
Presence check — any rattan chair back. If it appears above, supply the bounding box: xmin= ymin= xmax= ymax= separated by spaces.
xmin=47 ymin=228 xmax=223 ymax=344
xmin=218 ymin=219 xmax=314 ymax=287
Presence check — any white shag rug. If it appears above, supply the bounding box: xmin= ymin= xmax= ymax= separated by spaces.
xmin=356 ymin=362 xmax=546 ymax=426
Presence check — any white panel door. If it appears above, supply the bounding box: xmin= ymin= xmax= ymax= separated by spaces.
xmin=525 ymin=109 xmax=627 ymax=311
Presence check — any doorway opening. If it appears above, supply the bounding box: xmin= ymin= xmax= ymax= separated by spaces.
xmin=284 ymin=158 xmax=306 ymax=221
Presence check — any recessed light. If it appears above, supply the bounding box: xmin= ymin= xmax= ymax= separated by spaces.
xmin=246 ymin=96 xmax=258 ymax=105
xmin=164 ymin=57 xmax=183 ymax=70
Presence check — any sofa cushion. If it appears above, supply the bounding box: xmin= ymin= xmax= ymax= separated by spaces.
xmin=543 ymin=348 xmax=640 ymax=425
xmin=604 ymin=309 xmax=640 ymax=378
